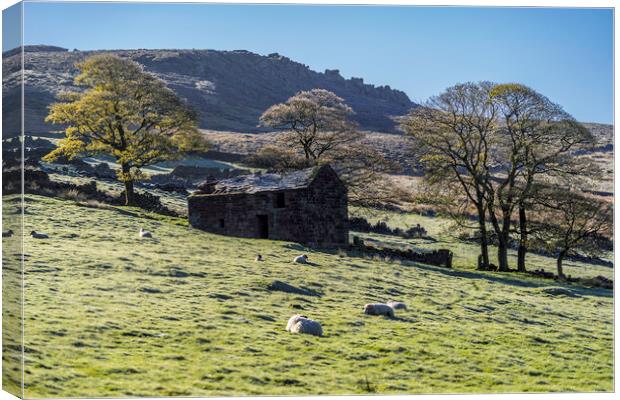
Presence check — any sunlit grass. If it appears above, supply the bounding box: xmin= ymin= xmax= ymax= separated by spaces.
xmin=351 ymin=206 xmax=613 ymax=280
xmin=10 ymin=195 xmax=613 ymax=397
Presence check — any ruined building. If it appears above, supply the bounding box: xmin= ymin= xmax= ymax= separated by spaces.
xmin=188 ymin=164 xmax=348 ymax=247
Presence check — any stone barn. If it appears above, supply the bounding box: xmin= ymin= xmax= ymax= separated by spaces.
xmin=188 ymin=164 xmax=349 ymax=247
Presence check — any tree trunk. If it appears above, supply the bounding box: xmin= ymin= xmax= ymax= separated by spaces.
xmin=121 ymin=163 xmax=135 ymax=206
xmin=517 ymin=203 xmax=527 ymax=272
xmin=124 ymin=180 xmax=135 ymax=206
xmin=557 ymin=250 xmax=566 ymax=279
xmin=476 ymin=203 xmax=489 ymax=270
xmin=486 ymin=198 xmax=509 ymax=271
xmin=497 ymin=242 xmax=509 ymax=271
xmin=497 ymin=213 xmax=511 ymax=271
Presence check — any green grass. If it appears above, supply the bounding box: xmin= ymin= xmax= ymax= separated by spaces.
xmin=5 ymin=195 xmax=613 ymax=397
xmin=2 ymin=195 xmax=24 ymax=397
xmin=351 ymin=207 xmax=613 ymax=280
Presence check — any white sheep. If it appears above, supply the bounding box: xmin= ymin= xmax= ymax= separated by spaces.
xmin=30 ymin=231 xmax=48 ymax=239
xmin=387 ymin=300 xmax=407 ymax=310
xmin=139 ymin=228 xmax=153 ymax=238
xmin=293 ymin=254 xmax=308 ymax=264
xmin=286 ymin=314 xmax=307 ymax=331
xmin=286 ymin=314 xmax=323 ymax=337
xmin=364 ymin=303 xmax=395 ymax=318
xmin=290 ymin=318 xmax=323 ymax=337
xmin=255 ymin=254 xmax=263 ymax=262
xmin=3 ymin=229 xmax=14 ymax=237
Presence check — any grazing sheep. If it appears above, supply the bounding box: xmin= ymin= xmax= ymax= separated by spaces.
xmin=2 ymin=229 xmax=14 ymax=237
xmin=387 ymin=300 xmax=407 ymax=310
xmin=293 ymin=254 xmax=308 ymax=264
xmin=286 ymin=314 xmax=323 ymax=337
xmin=30 ymin=231 xmax=49 ymax=239
xmin=364 ymin=303 xmax=395 ymax=318
xmin=139 ymin=228 xmax=153 ymax=238
xmin=255 ymin=254 xmax=263 ymax=262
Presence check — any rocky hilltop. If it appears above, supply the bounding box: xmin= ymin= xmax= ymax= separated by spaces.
xmin=2 ymin=45 xmax=415 ymax=136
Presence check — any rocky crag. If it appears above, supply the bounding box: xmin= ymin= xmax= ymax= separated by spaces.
xmin=3 ymin=45 xmax=416 ymax=136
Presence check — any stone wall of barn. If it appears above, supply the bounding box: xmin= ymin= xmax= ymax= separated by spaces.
xmin=187 ymin=171 xmax=348 ymax=247
xmin=305 ymin=166 xmax=349 ymax=247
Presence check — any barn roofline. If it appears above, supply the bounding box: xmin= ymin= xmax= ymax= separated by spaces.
xmin=189 ymin=186 xmax=307 ymax=198
xmin=310 ymin=164 xmax=347 ymax=193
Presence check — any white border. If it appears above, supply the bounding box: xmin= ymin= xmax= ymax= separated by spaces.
xmin=0 ymin=1 xmax=616 ymax=400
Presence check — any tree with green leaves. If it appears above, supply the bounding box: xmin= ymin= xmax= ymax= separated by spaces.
xmin=44 ymin=54 xmax=208 ymax=205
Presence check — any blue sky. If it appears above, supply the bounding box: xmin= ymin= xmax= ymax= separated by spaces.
xmin=6 ymin=3 xmax=615 ymax=123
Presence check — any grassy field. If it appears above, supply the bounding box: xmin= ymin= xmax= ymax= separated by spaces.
xmin=351 ymin=207 xmax=614 ymax=280
xmin=4 ymin=194 xmax=614 ymax=397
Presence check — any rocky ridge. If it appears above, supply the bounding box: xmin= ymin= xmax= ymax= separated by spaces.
xmin=3 ymin=45 xmax=416 ymax=136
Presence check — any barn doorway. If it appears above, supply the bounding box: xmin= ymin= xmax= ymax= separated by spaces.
xmin=257 ymin=215 xmax=269 ymax=239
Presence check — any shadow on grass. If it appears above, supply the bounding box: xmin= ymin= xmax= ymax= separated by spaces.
xmin=284 ymin=243 xmax=307 ymax=251
xmin=266 ymin=280 xmax=323 ymax=297
xmin=307 ymin=246 xmax=613 ymax=299
xmin=391 ymin=316 xmax=417 ymax=323
xmin=409 ymin=262 xmax=613 ymax=298
xmin=86 ymin=204 xmax=188 ymax=227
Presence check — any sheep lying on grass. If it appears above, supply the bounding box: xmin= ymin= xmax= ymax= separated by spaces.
xmin=364 ymin=303 xmax=395 ymax=318
xmin=3 ymin=230 xmax=14 ymax=237
xmin=293 ymin=254 xmax=308 ymax=264
xmin=139 ymin=228 xmax=153 ymax=238
xmin=30 ymin=231 xmax=49 ymax=239
xmin=286 ymin=314 xmax=323 ymax=337
xmin=286 ymin=315 xmax=306 ymax=331
xmin=387 ymin=300 xmax=407 ymax=310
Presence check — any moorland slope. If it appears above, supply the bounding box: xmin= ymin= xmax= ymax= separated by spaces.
xmin=3 ymin=194 xmax=612 ymax=397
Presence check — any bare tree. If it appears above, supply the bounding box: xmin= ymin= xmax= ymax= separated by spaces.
xmin=259 ymin=89 xmax=362 ymax=160
xmin=532 ymin=188 xmax=612 ymax=278
xmin=244 ymin=145 xmax=312 ymax=172
xmin=486 ymin=84 xmax=593 ymax=271
xmin=259 ymin=89 xmax=400 ymax=207
xmin=399 ymin=82 xmax=497 ymax=269
xmin=323 ymin=142 xmax=401 ymax=208
xmin=401 ymin=82 xmax=593 ymax=272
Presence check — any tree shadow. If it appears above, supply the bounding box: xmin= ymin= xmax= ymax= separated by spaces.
xmin=564 ymin=285 xmax=613 ymax=298
xmin=408 ymin=262 xmax=613 ymax=298
xmin=304 ymin=245 xmax=613 ymax=299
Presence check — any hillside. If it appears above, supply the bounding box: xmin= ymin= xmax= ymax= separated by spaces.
xmin=2 ymin=45 xmax=415 ymax=136
xmin=3 ymin=194 xmax=613 ymax=397
xmin=201 ymin=122 xmax=614 ymax=191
